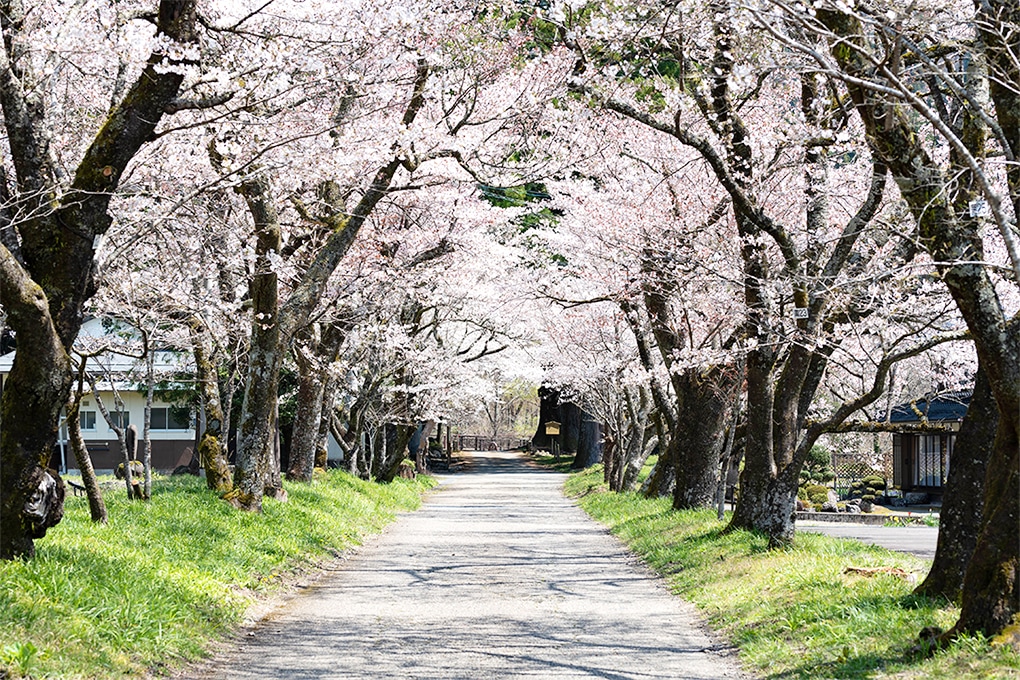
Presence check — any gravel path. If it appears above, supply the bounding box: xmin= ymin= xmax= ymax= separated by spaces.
xmin=190 ymin=450 xmax=749 ymax=679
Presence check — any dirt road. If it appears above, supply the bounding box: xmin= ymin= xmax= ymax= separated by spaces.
xmin=189 ymin=450 xmax=749 ymax=679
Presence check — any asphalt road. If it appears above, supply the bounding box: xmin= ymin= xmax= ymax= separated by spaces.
xmin=188 ymin=450 xmax=749 ymax=680
xmin=795 ymin=522 xmax=939 ymax=559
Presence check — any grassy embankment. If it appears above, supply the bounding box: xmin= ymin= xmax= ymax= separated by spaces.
xmin=0 ymin=471 xmax=436 ymax=679
xmin=556 ymin=460 xmax=1019 ymax=680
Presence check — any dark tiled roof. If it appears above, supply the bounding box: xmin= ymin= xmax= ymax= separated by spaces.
xmin=889 ymin=391 xmax=971 ymax=423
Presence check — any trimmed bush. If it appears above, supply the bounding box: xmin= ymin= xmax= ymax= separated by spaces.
xmin=863 ymin=475 xmax=886 ymax=490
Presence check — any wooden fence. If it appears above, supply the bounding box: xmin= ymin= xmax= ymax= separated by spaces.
xmin=453 ymin=435 xmax=531 ymax=451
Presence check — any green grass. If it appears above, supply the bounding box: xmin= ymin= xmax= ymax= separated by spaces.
xmin=563 ymin=465 xmax=1020 ymax=680
xmin=0 ymin=471 xmax=436 ymax=679
xmin=528 ymin=451 xmax=576 ymax=472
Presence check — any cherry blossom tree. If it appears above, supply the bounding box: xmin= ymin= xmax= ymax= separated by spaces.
xmin=513 ymin=0 xmax=976 ymax=548
xmin=0 ymin=0 xmax=202 ymax=559
xmin=753 ymin=0 xmax=1019 ymax=647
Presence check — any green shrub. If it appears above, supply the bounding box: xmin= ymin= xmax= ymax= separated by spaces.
xmin=805 ymin=484 xmax=830 ymax=507
xmin=863 ymin=475 xmax=886 ymax=490
xmin=800 ymin=445 xmax=835 ymax=487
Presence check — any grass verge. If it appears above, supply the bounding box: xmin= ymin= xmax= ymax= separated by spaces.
xmin=528 ymin=452 xmax=576 ymax=473
xmin=563 ymin=465 xmax=1020 ymax=680
xmin=0 ymin=471 xmax=436 ymax=679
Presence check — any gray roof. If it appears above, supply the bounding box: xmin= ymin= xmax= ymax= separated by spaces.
xmin=889 ymin=391 xmax=971 ymax=423
xmin=0 ymin=318 xmax=193 ymax=377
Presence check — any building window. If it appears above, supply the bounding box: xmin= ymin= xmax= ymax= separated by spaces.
xmin=79 ymin=410 xmax=97 ymax=430
xmin=915 ymin=435 xmax=944 ymax=487
xmin=109 ymin=411 xmax=129 ymax=431
xmin=150 ymin=406 xmax=190 ymax=430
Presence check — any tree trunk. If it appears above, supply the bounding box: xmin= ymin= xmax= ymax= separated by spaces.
xmin=730 ymin=463 xmax=799 ymax=546
xmin=638 ymin=243 xmax=735 ymax=507
xmin=264 ymin=401 xmax=285 ymax=501
xmin=616 ymin=387 xmax=653 ymax=492
xmin=916 ymin=364 xmax=997 ymax=601
xmin=376 ymin=423 xmax=413 ymax=483
xmin=621 ymin=428 xmax=655 ymax=492
xmin=64 ymin=401 xmax=106 ymax=524
xmin=64 ymin=365 xmax=106 ymax=523
xmin=572 ymin=416 xmax=603 ymax=469
xmin=673 ymin=368 xmax=738 ymax=510
xmin=818 ymin=7 xmax=1020 ymax=643
xmin=949 ymin=0 xmax=1020 ymax=643
xmin=92 ymin=383 xmax=138 ymax=500
xmin=229 ymin=171 xmax=283 ymax=512
xmin=226 ymin=62 xmax=432 ymax=504
xmin=642 ymin=433 xmax=676 ymax=498
xmin=0 ymin=254 xmax=70 ymax=558
xmin=727 ymin=345 xmax=792 ymax=544
xmin=716 ymin=404 xmax=740 ymax=521
xmin=287 ymin=342 xmax=325 ymax=482
xmin=945 ymin=412 xmax=1019 ymax=645
xmin=365 ymin=425 xmax=381 ymax=480
xmin=411 ymin=420 xmax=435 ymax=474
xmin=288 ymin=323 xmax=347 ymax=481
xmin=189 ymin=320 xmax=231 ymax=493
xmin=603 ymin=430 xmax=617 ymax=487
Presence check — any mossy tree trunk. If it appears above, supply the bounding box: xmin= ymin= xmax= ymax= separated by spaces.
xmin=0 ymin=0 xmax=198 ymax=560
xmin=231 ymin=171 xmax=283 ymax=512
xmin=0 ymin=249 xmax=70 ymax=557
xmin=673 ymin=368 xmax=741 ymax=510
xmin=287 ymin=338 xmax=324 ymax=483
xmin=188 ymin=317 xmax=232 ymax=493
xmin=375 ymin=423 xmax=414 ymax=483
xmin=640 ymin=245 xmax=738 ymax=509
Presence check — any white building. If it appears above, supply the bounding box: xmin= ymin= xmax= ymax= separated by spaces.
xmin=0 ymin=318 xmax=197 ymax=473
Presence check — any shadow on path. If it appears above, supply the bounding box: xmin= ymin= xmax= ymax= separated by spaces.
xmin=188 ymin=450 xmax=750 ymax=680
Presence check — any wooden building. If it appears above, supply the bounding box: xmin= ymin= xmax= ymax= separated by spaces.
xmin=889 ymin=391 xmax=970 ymax=496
